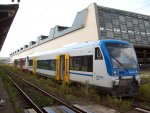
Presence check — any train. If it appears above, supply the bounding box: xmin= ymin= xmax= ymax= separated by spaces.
xmin=13 ymin=39 xmax=140 ymax=96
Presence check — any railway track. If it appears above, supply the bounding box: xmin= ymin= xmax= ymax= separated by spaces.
xmin=3 ymin=68 xmax=150 ymax=113
xmin=134 ymin=104 xmax=150 ymax=113
xmin=4 ymin=69 xmax=87 ymax=113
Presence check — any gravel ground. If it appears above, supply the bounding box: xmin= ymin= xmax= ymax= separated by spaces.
xmin=0 ymin=77 xmax=16 ymax=113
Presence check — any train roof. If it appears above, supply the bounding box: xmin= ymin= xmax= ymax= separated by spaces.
xmin=28 ymin=39 xmax=129 ymax=57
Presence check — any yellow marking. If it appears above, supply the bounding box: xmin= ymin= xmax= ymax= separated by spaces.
xmin=33 ymin=57 xmax=37 ymax=74
xmin=64 ymin=53 xmax=70 ymax=83
xmin=56 ymin=55 xmax=60 ymax=80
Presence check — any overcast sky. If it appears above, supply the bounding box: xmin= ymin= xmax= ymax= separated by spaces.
xmin=0 ymin=0 xmax=150 ymax=57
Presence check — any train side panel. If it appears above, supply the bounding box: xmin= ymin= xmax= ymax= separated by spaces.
xmin=36 ymin=53 xmax=56 ymax=77
xmin=92 ymin=46 xmax=113 ymax=88
xmin=68 ymin=47 xmax=93 ymax=84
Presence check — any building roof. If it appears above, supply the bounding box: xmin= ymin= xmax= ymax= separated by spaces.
xmin=0 ymin=4 xmax=19 ymax=51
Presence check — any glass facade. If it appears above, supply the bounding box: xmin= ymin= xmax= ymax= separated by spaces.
xmin=98 ymin=6 xmax=150 ymax=46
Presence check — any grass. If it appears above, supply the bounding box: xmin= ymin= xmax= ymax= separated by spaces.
xmin=6 ymin=69 xmax=58 ymax=108
xmin=4 ymin=65 xmax=150 ymax=113
xmin=137 ymin=70 xmax=150 ymax=101
xmin=136 ymin=83 xmax=150 ymax=101
xmin=0 ymin=66 xmax=24 ymax=113
xmin=140 ymin=70 xmax=150 ymax=84
xmin=29 ymin=90 xmax=55 ymax=107
xmin=105 ymin=96 xmax=132 ymax=112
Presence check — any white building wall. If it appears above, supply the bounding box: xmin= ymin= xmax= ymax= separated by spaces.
xmin=10 ymin=3 xmax=99 ymax=61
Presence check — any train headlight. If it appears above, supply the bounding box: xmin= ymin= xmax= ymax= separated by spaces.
xmin=136 ymin=71 xmax=138 ymax=75
xmin=113 ymin=70 xmax=117 ymax=76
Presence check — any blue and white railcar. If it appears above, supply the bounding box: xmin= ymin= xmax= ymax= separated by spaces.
xmin=26 ymin=39 xmax=140 ymax=96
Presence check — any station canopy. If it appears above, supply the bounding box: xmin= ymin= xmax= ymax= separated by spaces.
xmin=0 ymin=4 xmax=19 ymax=51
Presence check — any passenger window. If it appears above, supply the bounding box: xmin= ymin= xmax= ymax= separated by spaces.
xmin=28 ymin=60 xmax=33 ymax=66
xmin=70 ymin=55 xmax=93 ymax=72
xmin=95 ymin=47 xmax=103 ymax=60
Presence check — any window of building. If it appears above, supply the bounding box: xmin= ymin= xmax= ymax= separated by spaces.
xmin=105 ymin=22 xmax=112 ymax=29
xmin=146 ymin=29 xmax=150 ymax=36
xmin=100 ymin=27 xmax=105 ymax=31
xmin=135 ymin=36 xmax=142 ymax=41
xmin=132 ymin=18 xmax=138 ymax=25
xmin=112 ymin=19 xmax=119 ymax=26
xmin=139 ymin=24 xmax=145 ymax=30
xmin=125 ymin=16 xmax=132 ymax=21
xmin=138 ymin=19 xmax=144 ymax=24
xmin=115 ymin=35 xmax=122 ymax=40
xmin=142 ymin=39 xmax=148 ymax=45
xmin=95 ymin=47 xmax=103 ymax=60
xmin=134 ymin=27 xmax=140 ymax=35
xmin=100 ymin=31 xmax=106 ymax=39
xmin=119 ymin=16 xmax=125 ymax=22
xmin=141 ymin=32 xmax=146 ymax=37
xmin=70 ymin=55 xmax=93 ymax=72
xmin=128 ymin=30 xmax=134 ymax=36
xmin=99 ymin=17 xmax=104 ymax=23
xmin=111 ymin=13 xmax=118 ymax=19
xmin=120 ymin=24 xmax=127 ymax=33
xmin=130 ymin=38 xmax=136 ymax=44
xmin=144 ymin=21 xmax=150 ymax=27
xmin=98 ymin=7 xmax=150 ymax=46
xmin=127 ymin=21 xmax=133 ymax=28
xmin=28 ymin=60 xmax=33 ymax=66
xmin=103 ymin=12 xmax=111 ymax=20
xmin=122 ymin=33 xmax=128 ymax=40
xmin=114 ymin=28 xmax=121 ymax=34
xmin=98 ymin=11 xmax=103 ymax=16
xmin=106 ymin=30 xmax=114 ymax=38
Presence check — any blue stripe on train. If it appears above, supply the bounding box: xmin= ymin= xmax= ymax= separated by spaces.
xmin=70 ymin=72 xmax=93 ymax=76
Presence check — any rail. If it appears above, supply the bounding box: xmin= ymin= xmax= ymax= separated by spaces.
xmin=6 ymin=72 xmax=44 ymax=113
xmin=5 ymin=69 xmax=86 ymax=113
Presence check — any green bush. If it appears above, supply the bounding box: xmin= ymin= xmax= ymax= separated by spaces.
xmin=138 ymin=83 xmax=150 ymax=101
xmin=106 ymin=96 xmax=132 ymax=113
xmin=2 ymin=65 xmax=134 ymax=112
xmin=0 ymin=66 xmax=24 ymax=113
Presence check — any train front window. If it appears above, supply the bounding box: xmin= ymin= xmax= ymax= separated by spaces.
xmin=106 ymin=43 xmax=138 ymax=68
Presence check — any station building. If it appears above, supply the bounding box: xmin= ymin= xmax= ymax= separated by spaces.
xmin=10 ymin=3 xmax=150 ymax=65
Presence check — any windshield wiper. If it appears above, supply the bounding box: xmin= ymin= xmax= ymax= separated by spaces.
xmin=110 ymin=55 xmax=128 ymax=72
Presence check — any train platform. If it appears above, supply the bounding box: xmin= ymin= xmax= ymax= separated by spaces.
xmin=0 ymin=77 xmax=16 ymax=113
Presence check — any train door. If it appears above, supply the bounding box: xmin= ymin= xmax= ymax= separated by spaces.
xmin=56 ymin=55 xmax=65 ymax=81
xmin=56 ymin=54 xmax=70 ymax=83
xmin=93 ymin=47 xmax=104 ymax=86
xmin=60 ymin=55 xmax=65 ymax=80
xmin=64 ymin=53 xmax=70 ymax=83
xmin=33 ymin=57 xmax=37 ymax=74
xmin=56 ymin=55 xmax=60 ymax=81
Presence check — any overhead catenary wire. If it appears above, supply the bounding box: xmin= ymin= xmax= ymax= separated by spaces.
xmin=133 ymin=2 xmax=150 ymax=11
